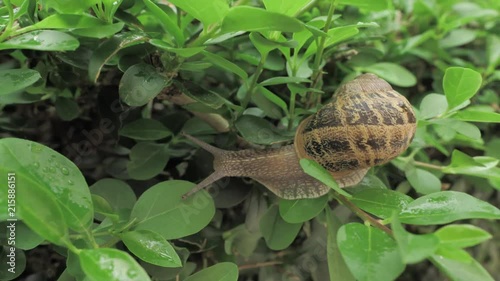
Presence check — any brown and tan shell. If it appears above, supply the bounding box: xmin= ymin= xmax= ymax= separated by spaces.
xmin=294 ymin=73 xmax=417 ymax=186
xmin=183 ymin=73 xmax=417 ymax=200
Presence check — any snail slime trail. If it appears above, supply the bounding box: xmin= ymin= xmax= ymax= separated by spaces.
xmin=183 ymin=74 xmax=417 ymax=200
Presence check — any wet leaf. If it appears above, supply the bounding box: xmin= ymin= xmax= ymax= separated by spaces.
xmin=131 ymin=181 xmax=215 ymax=239
xmin=0 ymin=30 xmax=79 ymax=51
xmin=79 ymin=248 xmax=151 ymax=281
xmin=119 ymin=119 xmax=172 ymax=141
xmin=279 ymin=195 xmax=328 ymax=223
xmin=184 ymin=262 xmax=238 ymax=281
xmin=338 ymin=223 xmax=405 ymax=281
xmin=398 ymin=191 xmax=500 ymax=225
xmin=0 ymin=69 xmax=41 ymax=96
xmin=119 ymin=63 xmax=171 ymax=107
xmin=121 ymin=230 xmax=182 ymax=267
xmin=221 ymin=6 xmax=304 ymax=33
xmin=0 ymin=138 xmax=93 ymax=233
xmin=350 ymin=188 xmax=414 ymax=218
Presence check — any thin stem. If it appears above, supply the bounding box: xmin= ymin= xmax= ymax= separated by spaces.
xmin=307 ymin=0 xmax=337 ymax=107
xmin=413 ymin=161 xmax=444 ymax=171
xmin=241 ymin=53 xmax=267 ymax=109
xmin=288 ymin=91 xmax=298 ymax=130
xmin=295 ymin=0 xmax=319 ymax=17
xmin=239 ymin=261 xmax=283 ymax=270
xmin=187 ymin=24 xmax=218 ymax=47
xmin=0 ymin=0 xmax=14 ymax=42
xmin=334 ymin=192 xmax=393 ymax=237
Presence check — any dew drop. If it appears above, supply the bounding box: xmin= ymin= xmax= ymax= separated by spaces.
xmin=61 ymin=167 xmax=69 ymax=175
xmin=31 ymin=144 xmax=42 ymax=153
xmin=68 ymin=179 xmax=74 ymax=185
xmin=33 ymin=162 xmax=40 ymax=169
xmin=49 ymin=166 xmax=56 ymax=173
xmin=127 ymin=269 xmax=138 ymax=278
xmin=42 ymin=167 xmax=49 ymax=172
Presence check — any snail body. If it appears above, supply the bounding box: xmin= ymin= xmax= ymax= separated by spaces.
xmin=184 ymin=74 xmax=417 ymax=200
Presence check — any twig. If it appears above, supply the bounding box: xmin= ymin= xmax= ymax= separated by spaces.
xmin=334 ymin=192 xmax=393 ymax=236
xmin=160 ymin=87 xmax=230 ymax=133
xmin=238 ymin=261 xmax=283 ymax=270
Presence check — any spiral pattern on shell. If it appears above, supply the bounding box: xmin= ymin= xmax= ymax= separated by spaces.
xmin=294 ymin=73 xmax=417 ymax=179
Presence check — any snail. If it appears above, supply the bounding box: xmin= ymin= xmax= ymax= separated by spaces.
xmin=183 ymin=73 xmax=417 ymax=200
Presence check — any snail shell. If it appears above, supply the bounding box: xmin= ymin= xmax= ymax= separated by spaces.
xmin=183 ymin=73 xmax=417 ymax=199
xmin=294 ymin=73 xmax=417 ymax=186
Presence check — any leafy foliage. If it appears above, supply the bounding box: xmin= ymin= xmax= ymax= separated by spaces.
xmin=0 ymin=0 xmax=499 ymax=280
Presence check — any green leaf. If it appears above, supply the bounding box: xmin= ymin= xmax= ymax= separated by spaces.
xmin=257 ymin=86 xmax=287 ymax=113
xmin=0 ymin=138 xmax=93 ymax=233
xmin=338 ymin=0 xmax=388 ymax=11
xmin=326 ymin=208 xmax=356 ymax=281
xmin=88 ymin=32 xmax=148 ymax=83
xmin=184 ymin=262 xmax=238 ymax=281
xmin=279 ymin=195 xmax=328 ymax=223
xmin=398 ymin=191 xmax=500 ymax=225
xmin=361 ymin=63 xmax=416 ymax=87
xmin=167 ymin=0 xmax=229 ymax=27
xmin=299 ymin=159 xmax=352 ymax=198
xmin=119 ymin=63 xmax=171 ymax=107
xmin=79 ymin=248 xmax=151 ymax=281
xmin=452 ymin=110 xmax=500 ymax=123
xmin=259 ymin=205 xmax=302 ymax=250
xmin=486 ymin=35 xmax=500 ymax=69
xmin=405 ymin=167 xmax=441 ymax=194
xmin=435 ymin=224 xmax=492 ymax=249
xmin=202 ymin=51 xmax=248 ymax=79
xmin=71 ymin=22 xmax=125 ymax=39
xmin=142 ymin=0 xmax=184 ymax=45
xmin=127 ymin=142 xmax=169 ymax=180
xmin=263 ymin=0 xmax=312 ymax=16
xmin=443 ymin=150 xmax=500 ymax=182
xmin=131 ymin=180 xmax=215 ymax=239
xmin=119 ymin=119 xmax=172 ymax=141
xmin=28 ymin=14 xmax=108 ymax=30
xmin=419 ymin=93 xmax=448 ymax=119
xmin=0 ymin=173 xmax=70 ymax=246
xmin=221 ymin=6 xmax=304 ymax=33
xmin=440 ymin=29 xmax=477 ymax=48
xmin=38 ymin=0 xmax=96 ymax=13
xmin=150 ymin=40 xmax=206 ymax=58
xmin=305 ymin=26 xmax=359 ymax=58
xmin=338 ymin=223 xmax=405 ymax=281
xmin=443 ymin=67 xmax=482 ymax=111
xmin=223 ymin=224 xmax=261 ymax=257
xmin=121 ymin=230 xmax=182 ymax=267
xmin=235 ymin=115 xmax=290 ymax=145
xmin=249 ymin=32 xmax=280 ymax=57
xmin=0 ymin=30 xmax=79 ymax=51
xmin=0 ymin=69 xmax=41 ymax=96
xmin=392 ymin=216 xmax=439 ymax=264
xmin=326 ymin=26 xmax=360 ymax=47
xmin=92 ymin=194 xmax=116 ymax=219
xmin=260 ymin=76 xmax=311 ymax=86
xmin=90 ymin=178 xmax=137 ymax=211
xmin=8 ymin=221 xmax=44 ymax=250
xmin=350 ymin=188 xmax=414 ymax=219
xmin=55 ymin=97 xmax=80 ymax=121
xmin=430 ymin=119 xmax=481 ymax=140
xmin=180 ymin=82 xmax=226 ymax=109
xmin=431 ymin=249 xmax=494 ymax=281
